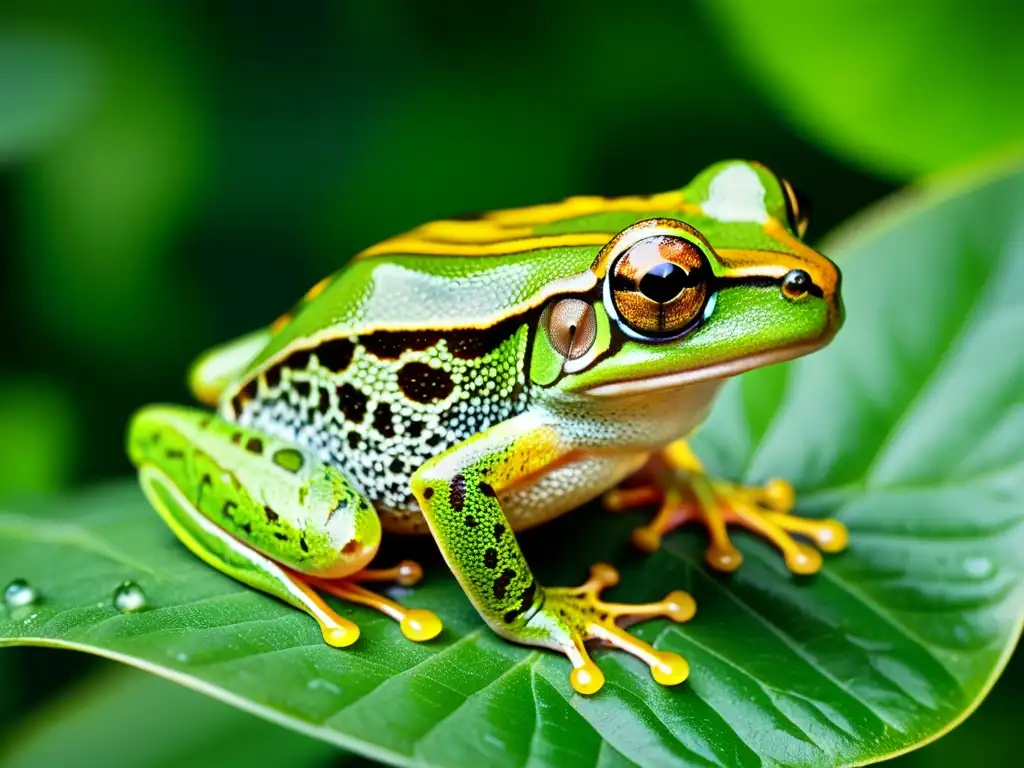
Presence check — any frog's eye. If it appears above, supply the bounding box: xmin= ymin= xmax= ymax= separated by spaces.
xmin=780 ymin=177 xmax=810 ymax=238
xmin=609 ymin=235 xmax=710 ymax=338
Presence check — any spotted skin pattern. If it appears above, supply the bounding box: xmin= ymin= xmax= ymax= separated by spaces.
xmin=233 ymin=320 xmax=531 ymax=529
xmin=411 ymin=420 xmax=561 ymax=631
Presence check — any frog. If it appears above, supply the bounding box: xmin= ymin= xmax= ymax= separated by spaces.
xmin=128 ymin=160 xmax=847 ymax=695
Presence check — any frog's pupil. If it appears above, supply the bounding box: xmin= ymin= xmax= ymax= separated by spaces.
xmin=639 ymin=262 xmax=688 ymax=303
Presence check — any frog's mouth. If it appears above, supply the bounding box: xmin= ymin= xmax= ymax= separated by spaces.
xmin=582 ymin=338 xmax=826 ymax=397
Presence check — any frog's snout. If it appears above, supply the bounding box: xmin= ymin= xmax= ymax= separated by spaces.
xmin=781 ymin=255 xmax=843 ymax=342
xmin=831 ymin=281 xmax=846 ymax=337
xmin=821 ymin=258 xmax=844 ymax=340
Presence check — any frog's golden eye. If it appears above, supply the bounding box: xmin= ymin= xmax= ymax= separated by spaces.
xmin=609 ymin=235 xmax=710 ymax=338
xmin=781 ymin=177 xmax=810 ymax=238
xmin=542 ymin=298 xmax=597 ymax=360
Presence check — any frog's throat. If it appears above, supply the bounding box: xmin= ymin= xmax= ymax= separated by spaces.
xmin=581 ymin=338 xmax=826 ymax=398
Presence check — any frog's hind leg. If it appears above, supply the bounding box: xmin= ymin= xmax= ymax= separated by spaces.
xmin=315 ymin=558 xmax=443 ymax=640
xmin=604 ymin=440 xmax=848 ymax=574
xmin=349 ymin=560 xmax=424 ymax=586
xmin=309 ymin=577 xmax=442 ymax=642
xmin=137 ymin=464 xmax=360 ymax=647
xmin=130 ymin=405 xmax=441 ymax=647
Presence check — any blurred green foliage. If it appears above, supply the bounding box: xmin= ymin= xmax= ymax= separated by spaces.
xmin=708 ymin=0 xmax=1024 ymax=178
xmin=0 ymin=381 xmax=76 ymax=496
xmin=0 ymin=32 xmax=95 ymax=160
xmin=0 ymin=1 xmax=1018 ymax=766
xmin=1 ymin=668 xmax=343 ymax=768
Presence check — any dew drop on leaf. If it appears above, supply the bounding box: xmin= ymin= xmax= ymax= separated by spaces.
xmin=962 ymin=556 xmax=993 ymax=579
xmin=3 ymin=579 xmax=39 ymax=610
xmin=112 ymin=581 xmax=148 ymax=614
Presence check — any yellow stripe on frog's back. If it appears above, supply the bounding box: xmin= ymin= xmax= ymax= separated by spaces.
xmin=358 ymin=233 xmax=614 ymax=259
xmin=484 ymin=190 xmax=696 ymax=228
xmin=355 ymin=190 xmax=700 ymax=259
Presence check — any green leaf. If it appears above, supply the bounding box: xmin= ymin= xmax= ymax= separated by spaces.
xmin=706 ymin=0 xmax=1024 ymax=178
xmin=2 ymin=164 xmax=1023 ymax=767
xmin=888 ymin=648 xmax=1023 ymax=766
xmin=0 ymin=663 xmax=344 ymax=767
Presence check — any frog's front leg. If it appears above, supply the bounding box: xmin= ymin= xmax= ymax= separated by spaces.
xmin=128 ymin=406 xmax=441 ymax=645
xmin=605 ymin=440 xmax=848 ymax=574
xmin=411 ymin=414 xmax=694 ymax=695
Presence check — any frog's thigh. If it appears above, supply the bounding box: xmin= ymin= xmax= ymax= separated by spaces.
xmin=129 ymin=405 xmax=440 ymax=646
xmin=411 ymin=414 xmax=693 ymax=695
xmin=137 ymin=464 xmax=360 ymax=647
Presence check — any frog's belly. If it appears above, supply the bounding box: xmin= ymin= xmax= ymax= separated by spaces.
xmin=376 ymin=451 xmax=649 ymax=535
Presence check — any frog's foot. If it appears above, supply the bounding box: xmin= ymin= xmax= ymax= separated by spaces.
xmin=309 ymin=562 xmax=442 ymax=643
xmin=281 ymin=575 xmax=364 ymax=648
xmin=604 ymin=463 xmax=847 ymax=574
xmin=347 ymin=560 xmax=424 ymax=587
xmin=525 ymin=563 xmax=695 ymax=695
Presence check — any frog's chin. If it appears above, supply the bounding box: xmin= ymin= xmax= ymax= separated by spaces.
xmin=581 ymin=340 xmax=823 ymax=398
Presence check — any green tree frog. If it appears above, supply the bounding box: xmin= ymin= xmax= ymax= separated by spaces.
xmin=128 ymin=160 xmax=847 ymax=695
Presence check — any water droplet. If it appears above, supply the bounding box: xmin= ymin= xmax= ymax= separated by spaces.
xmin=306 ymin=678 xmax=342 ymax=695
xmin=21 ymin=612 xmax=39 ymax=625
xmin=174 ymin=652 xmax=190 ymax=663
xmin=112 ymin=582 xmax=147 ymax=613
xmin=4 ymin=579 xmax=39 ymax=610
xmin=963 ymin=556 xmax=993 ymax=579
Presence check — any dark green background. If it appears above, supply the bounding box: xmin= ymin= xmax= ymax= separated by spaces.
xmin=0 ymin=1 xmax=1019 ymax=765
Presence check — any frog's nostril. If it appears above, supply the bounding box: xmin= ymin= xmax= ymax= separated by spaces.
xmin=781 ymin=269 xmax=814 ymax=301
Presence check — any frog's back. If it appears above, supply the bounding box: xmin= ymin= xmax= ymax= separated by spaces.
xmin=247 ymin=188 xmax=717 ymax=369
xmin=222 ymin=166 xmax=794 ymax=528
xmin=247 ymin=159 xmax=799 ymax=373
